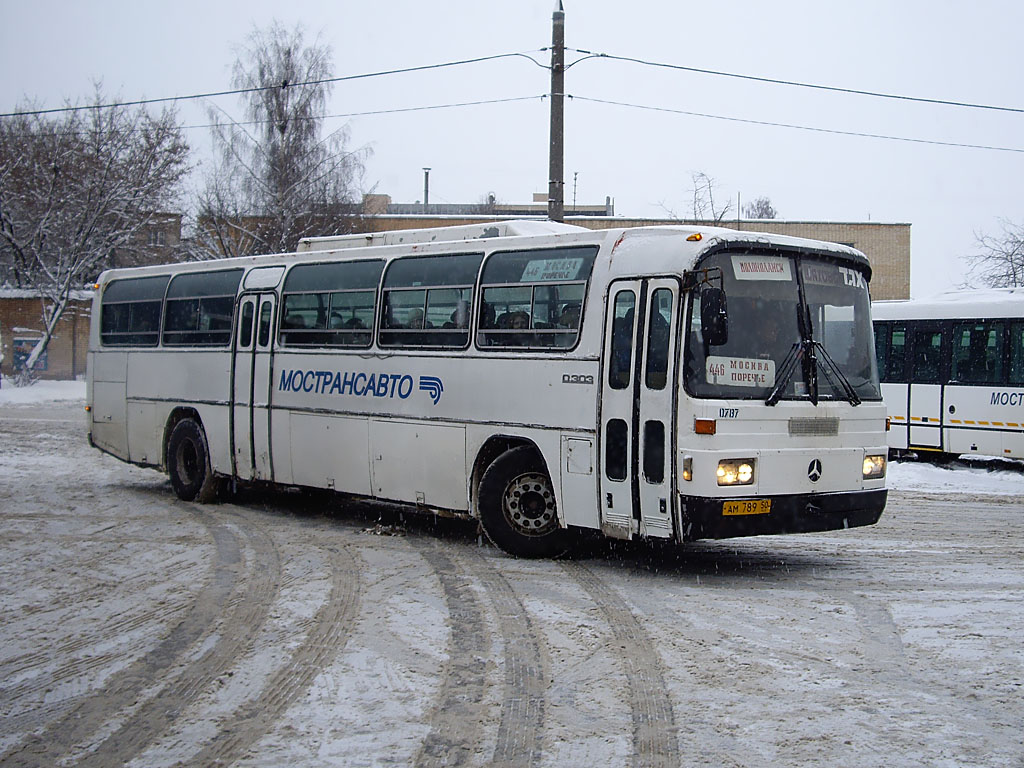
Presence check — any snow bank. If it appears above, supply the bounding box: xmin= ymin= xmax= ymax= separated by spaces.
xmin=888 ymin=459 xmax=1024 ymax=496
xmin=0 ymin=379 xmax=86 ymax=405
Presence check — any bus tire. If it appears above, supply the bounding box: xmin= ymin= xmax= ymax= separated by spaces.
xmin=167 ymin=418 xmax=219 ymax=503
xmin=479 ymin=446 xmax=569 ymax=558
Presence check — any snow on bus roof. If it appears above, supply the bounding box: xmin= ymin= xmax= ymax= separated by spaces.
xmin=297 ymin=219 xmax=588 ymax=252
xmin=872 ymin=287 xmax=1024 ymax=321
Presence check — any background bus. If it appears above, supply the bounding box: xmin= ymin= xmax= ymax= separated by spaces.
xmin=873 ymin=288 xmax=1024 ymax=460
xmin=87 ymin=220 xmax=888 ymax=557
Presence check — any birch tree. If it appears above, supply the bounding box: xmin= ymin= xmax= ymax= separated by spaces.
xmin=0 ymin=94 xmax=189 ymax=379
xmin=192 ymin=22 xmax=367 ymax=259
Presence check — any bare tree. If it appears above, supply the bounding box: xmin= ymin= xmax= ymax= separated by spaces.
xmin=689 ymin=171 xmax=732 ymax=223
xmin=0 ymin=94 xmax=189 ymax=380
xmin=744 ymin=196 xmax=778 ymax=219
xmin=191 ymin=22 xmax=368 ymax=258
xmin=964 ymin=219 xmax=1024 ymax=287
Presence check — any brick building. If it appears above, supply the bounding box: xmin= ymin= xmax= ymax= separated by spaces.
xmin=360 ymin=198 xmax=911 ymax=301
xmin=0 ymin=290 xmax=92 ymax=382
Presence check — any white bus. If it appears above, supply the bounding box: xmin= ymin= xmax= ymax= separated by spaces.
xmin=873 ymin=288 xmax=1024 ymax=460
xmin=87 ymin=220 xmax=888 ymax=557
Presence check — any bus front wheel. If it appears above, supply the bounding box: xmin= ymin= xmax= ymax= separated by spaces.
xmin=479 ymin=446 xmax=569 ymax=558
xmin=167 ymin=418 xmax=219 ymax=503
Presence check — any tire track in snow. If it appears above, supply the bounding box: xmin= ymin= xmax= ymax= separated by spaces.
xmin=459 ymin=548 xmax=547 ymax=768
xmin=560 ymin=561 xmax=680 ymax=768
xmin=180 ymin=533 xmax=361 ymax=768
xmin=3 ymin=506 xmax=282 ymax=768
xmin=1 ymin=506 xmax=251 ymax=767
xmin=411 ymin=541 xmax=490 ymax=768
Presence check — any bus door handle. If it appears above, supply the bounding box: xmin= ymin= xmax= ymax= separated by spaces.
xmin=606 ymin=493 xmax=613 ymax=509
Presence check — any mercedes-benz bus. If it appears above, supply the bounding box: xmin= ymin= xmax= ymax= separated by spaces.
xmin=87 ymin=220 xmax=888 ymax=557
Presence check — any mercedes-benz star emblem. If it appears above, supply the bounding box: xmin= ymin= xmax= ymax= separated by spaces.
xmin=807 ymin=459 xmax=822 ymax=482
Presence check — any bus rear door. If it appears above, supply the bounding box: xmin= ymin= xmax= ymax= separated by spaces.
xmin=599 ymin=278 xmax=679 ymax=540
xmin=231 ymin=292 xmax=277 ymax=481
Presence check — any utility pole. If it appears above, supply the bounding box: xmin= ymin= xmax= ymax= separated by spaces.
xmin=547 ymin=2 xmax=565 ymax=223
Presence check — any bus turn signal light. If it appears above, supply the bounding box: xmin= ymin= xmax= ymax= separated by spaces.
xmin=694 ymin=418 xmax=716 ymax=435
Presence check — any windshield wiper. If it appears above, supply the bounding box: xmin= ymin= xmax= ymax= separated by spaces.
xmin=814 ymin=342 xmax=861 ymax=405
xmin=766 ymin=342 xmax=802 ymax=406
xmin=766 ymin=340 xmax=861 ymax=406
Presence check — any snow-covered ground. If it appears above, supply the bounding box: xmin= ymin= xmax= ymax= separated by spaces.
xmin=0 ymin=378 xmax=86 ymax=405
xmin=3 ymin=383 xmax=1024 ymax=766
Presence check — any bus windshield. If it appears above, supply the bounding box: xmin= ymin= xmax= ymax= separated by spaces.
xmin=685 ymin=249 xmax=881 ymax=403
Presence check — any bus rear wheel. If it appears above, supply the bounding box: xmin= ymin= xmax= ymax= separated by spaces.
xmin=167 ymin=418 xmax=219 ymax=503
xmin=479 ymin=446 xmax=570 ymax=558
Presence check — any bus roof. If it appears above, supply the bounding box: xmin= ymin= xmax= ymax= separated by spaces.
xmin=94 ymin=221 xmax=872 ymax=286
xmin=296 ymin=219 xmax=589 ymax=251
xmin=872 ymin=287 xmax=1024 ymax=321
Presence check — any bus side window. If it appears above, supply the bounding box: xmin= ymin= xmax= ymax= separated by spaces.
xmin=873 ymin=323 xmax=889 ymax=381
xmin=476 ymin=246 xmax=597 ymax=350
xmin=951 ymin=321 xmax=1003 ymax=384
xmin=645 ymin=288 xmax=672 ymax=390
xmin=609 ymin=291 xmax=636 ymax=390
xmin=886 ymin=325 xmax=907 ymax=382
xmin=258 ymin=300 xmax=273 ymax=348
xmin=100 ymin=275 xmax=170 ymax=347
xmin=238 ymin=301 xmax=255 ymax=349
xmin=1010 ymin=322 xmax=1024 ymax=385
xmin=910 ymin=327 xmax=944 ymax=384
xmin=379 ymin=253 xmax=482 ymax=348
xmin=163 ymin=269 xmax=243 ymax=347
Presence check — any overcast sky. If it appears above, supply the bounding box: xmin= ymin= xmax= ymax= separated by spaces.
xmin=2 ymin=0 xmax=1022 ymax=297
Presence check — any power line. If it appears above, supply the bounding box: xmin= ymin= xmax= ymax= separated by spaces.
xmin=571 ymin=94 xmax=1024 ymax=153
xmin=189 ymin=95 xmax=545 ymax=131
xmin=0 ymin=51 xmax=545 ymax=119
xmin=569 ymin=49 xmax=1024 ymax=116
xmin=0 ymin=96 xmax=547 ymax=139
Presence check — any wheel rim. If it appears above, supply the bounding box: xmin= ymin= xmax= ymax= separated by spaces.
xmin=176 ymin=439 xmax=200 ymax=485
xmin=502 ymin=472 xmax=558 ymax=536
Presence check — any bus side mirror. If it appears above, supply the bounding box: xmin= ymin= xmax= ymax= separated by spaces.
xmin=700 ymin=287 xmax=728 ymax=346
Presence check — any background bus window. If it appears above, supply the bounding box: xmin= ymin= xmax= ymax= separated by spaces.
xmin=608 ymin=291 xmax=636 ymax=390
xmin=1010 ymin=322 xmax=1024 ymax=385
xmin=951 ymin=321 xmax=1003 ymax=384
xmin=873 ymin=323 xmax=890 ymax=381
xmin=910 ymin=328 xmax=945 ymax=384
xmin=886 ymin=325 xmax=908 ymax=382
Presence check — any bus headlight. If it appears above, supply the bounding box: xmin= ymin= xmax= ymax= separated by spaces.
xmin=863 ymin=454 xmax=886 ymax=479
xmin=717 ymin=459 xmax=755 ymax=486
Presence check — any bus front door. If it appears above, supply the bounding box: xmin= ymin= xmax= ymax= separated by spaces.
xmin=908 ymin=323 xmax=946 ymax=451
xmin=599 ymin=278 xmax=679 ymax=541
xmin=231 ymin=292 xmax=277 ymax=482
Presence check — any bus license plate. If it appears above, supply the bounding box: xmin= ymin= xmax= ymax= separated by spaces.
xmin=722 ymin=499 xmax=771 ymax=516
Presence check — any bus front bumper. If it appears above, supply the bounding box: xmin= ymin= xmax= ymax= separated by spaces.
xmin=678 ymin=488 xmax=887 ymax=541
